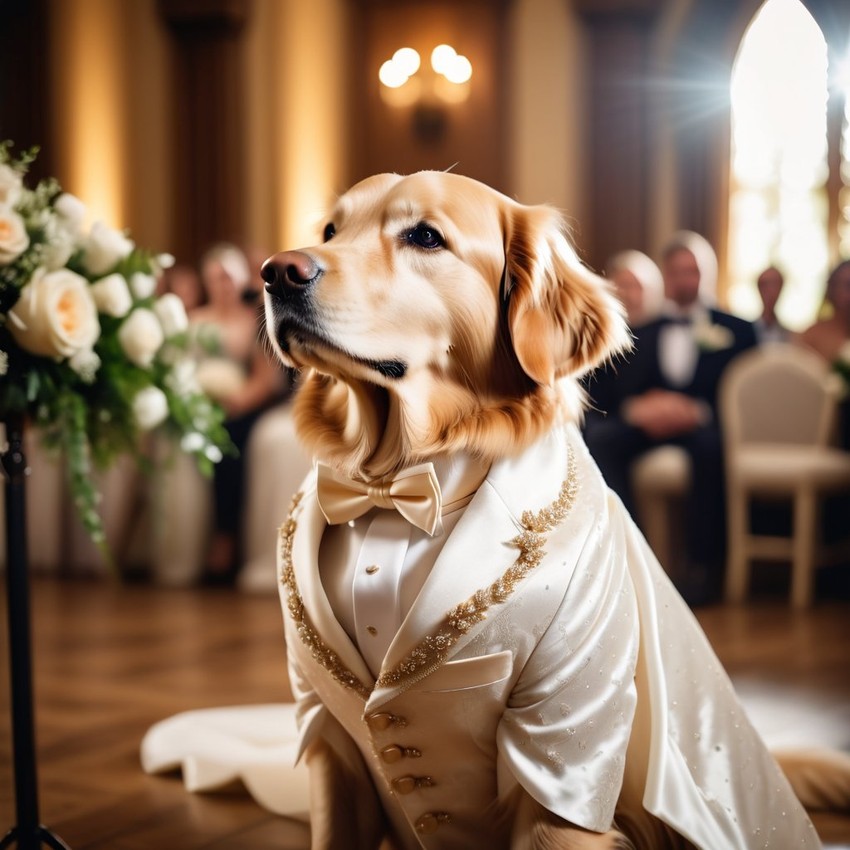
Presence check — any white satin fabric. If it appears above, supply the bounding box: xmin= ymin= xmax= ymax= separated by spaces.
xmin=142 ymin=423 xmax=820 ymax=849
xmin=141 ymin=703 xmax=310 ymax=820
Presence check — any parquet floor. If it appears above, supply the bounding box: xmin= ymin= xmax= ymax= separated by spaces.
xmin=1 ymin=575 xmax=849 ymax=849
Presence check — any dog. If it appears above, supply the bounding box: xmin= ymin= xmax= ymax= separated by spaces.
xmin=261 ymin=171 xmax=848 ymax=849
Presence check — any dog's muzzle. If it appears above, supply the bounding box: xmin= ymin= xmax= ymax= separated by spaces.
xmin=260 ymin=250 xmax=408 ymax=380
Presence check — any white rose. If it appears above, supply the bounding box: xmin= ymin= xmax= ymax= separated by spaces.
xmin=165 ymin=357 xmax=200 ymax=397
xmin=132 ymin=385 xmax=169 ymax=430
xmin=118 ymin=308 xmax=164 ymax=368
xmin=154 ymin=293 xmax=189 ymax=337
xmin=129 ymin=271 xmax=157 ymax=300
xmin=41 ymin=216 xmax=76 ymax=270
xmin=81 ymin=221 xmax=134 ymax=276
xmin=53 ymin=193 xmax=87 ymax=237
xmin=0 ymin=163 xmax=23 ymax=207
xmin=68 ymin=348 xmax=101 ymax=383
xmin=90 ymin=273 xmax=133 ymax=317
xmin=7 ymin=268 xmax=100 ymax=359
xmin=0 ymin=208 xmax=30 ymax=264
xmin=180 ymin=431 xmax=205 ymax=453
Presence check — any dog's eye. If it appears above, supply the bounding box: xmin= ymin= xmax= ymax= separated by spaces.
xmin=406 ymin=223 xmax=445 ymax=250
xmin=323 ymin=222 xmax=336 ymax=242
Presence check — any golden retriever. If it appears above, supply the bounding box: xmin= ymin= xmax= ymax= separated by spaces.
xmin=261 ymin=171 xmax=849 ymax=849
xmin=262 ymin=171 xmax=627 ymax=481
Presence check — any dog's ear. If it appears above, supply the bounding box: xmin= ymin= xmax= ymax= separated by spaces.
xmin=503 ymin=204 xmax=630 ymax=386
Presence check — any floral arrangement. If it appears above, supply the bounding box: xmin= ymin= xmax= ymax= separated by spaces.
xmin=0 ymin=142 xmax=233 ymax=551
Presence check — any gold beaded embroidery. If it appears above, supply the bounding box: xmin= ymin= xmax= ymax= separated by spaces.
xmin=279 ymin=491 xmax=372 ymax=699
xmin=279 ymin=448 xmax=578 ymax=698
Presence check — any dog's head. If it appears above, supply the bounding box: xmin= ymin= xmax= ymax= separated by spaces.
xmin=263 ymin=171 xmax=628 ymax=478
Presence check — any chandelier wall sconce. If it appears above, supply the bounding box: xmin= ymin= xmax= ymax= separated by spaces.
xmin=378 ymin=44 xmax=472 ymax=142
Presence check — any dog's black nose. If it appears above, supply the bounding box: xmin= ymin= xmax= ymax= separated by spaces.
xmin=261 ymin=251 xmax=323 ymax=296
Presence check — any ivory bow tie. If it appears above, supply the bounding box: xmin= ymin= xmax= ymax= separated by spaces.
xmin=316 ymin=462 xmax=443 ymax=536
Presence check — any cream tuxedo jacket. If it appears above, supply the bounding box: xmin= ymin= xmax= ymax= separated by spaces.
xmin=278 ymin=423 xmax=818 ymax=850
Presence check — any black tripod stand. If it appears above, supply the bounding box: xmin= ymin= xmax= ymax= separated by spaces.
xmin=1 ymin=414 xmax=71 ymax=850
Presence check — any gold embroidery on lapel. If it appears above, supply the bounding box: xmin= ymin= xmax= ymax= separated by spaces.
xmin=376 ymin=448 xmax=578 ymax=690
xmin=278 ymin=492 xmax=372 ymax=700
xmin=279 ymin=449 xmax=578 ymax=699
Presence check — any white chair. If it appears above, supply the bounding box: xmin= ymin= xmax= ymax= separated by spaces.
xmin=631 ymin=445 xmax=691 ymax=575
xmin=719 ymin=344 xmax=850 ymax=608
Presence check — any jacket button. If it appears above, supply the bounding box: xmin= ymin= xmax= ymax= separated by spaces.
xmin=366 ymin=712 xmax=407 ymax=731
xmin=392 ymin=775 xmax=434 ymax=795
xmin=380 ymin=745 xmax=421 ymax=763
xmin=415 ymin=812 xmax=450 ymax=834
xmin=393 ymin=776 xmax=417 ymax=795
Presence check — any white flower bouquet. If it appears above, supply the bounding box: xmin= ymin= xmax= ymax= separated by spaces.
xmin=0 ymin=142 xmax=233 ymax=550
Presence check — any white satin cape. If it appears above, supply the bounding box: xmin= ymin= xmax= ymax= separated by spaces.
xmin=142 ymin=423 xmax=820 ymax=849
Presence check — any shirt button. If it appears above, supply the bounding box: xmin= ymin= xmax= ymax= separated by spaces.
xmin=366 ymin=712 xmax=407 ymax=731
xmin=365 ymin=564 xmax=380 ymax=574
xmin=415 ymin=812 xmax=450 ymax=834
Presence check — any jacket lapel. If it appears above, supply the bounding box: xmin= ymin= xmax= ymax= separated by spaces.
xmin=286 ymin=479 xmax=376 ymax=693
xmin=367 ymin=425 xmax=575 ymax=711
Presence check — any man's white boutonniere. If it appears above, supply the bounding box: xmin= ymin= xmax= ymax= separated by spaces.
xmin=692 ymin=315 xmax=734 ymax=351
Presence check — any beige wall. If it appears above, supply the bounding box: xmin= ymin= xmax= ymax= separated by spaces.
xmin=507 ymin=0 xmax=587 ymax=230
xmin=49 ymin=0 xmax=130 ymax=231
xmin=48 ymin=0 xmax=351 ymax=259
xmin=243 ymin=0 xmax=351 ymax=252
xmin=48 ymin=0 xmax=172 ymax=252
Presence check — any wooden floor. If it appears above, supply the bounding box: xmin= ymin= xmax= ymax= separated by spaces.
xmin=1 ymin=575 xmax=849 ymax=849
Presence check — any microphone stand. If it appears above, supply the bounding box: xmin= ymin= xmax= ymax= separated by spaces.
xmin=1 ymin=413 xmax=71 ymax=849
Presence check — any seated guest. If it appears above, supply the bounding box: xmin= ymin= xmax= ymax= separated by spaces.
xmin=191 ymin=243 xmax=289 ymax=585
xmin=754 ymin=265 xmax=790 ymax=344
xmin=584 ymin=231 xmax=758 ymax=602
xmin=797 ymin=258 xmax=850 ymax=448
xmin=798 ymin=259 xmax=850 ymax=363
xmin=604 ymin=249 xmax=664 ymax=328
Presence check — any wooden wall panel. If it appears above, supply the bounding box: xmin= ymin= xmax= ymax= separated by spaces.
xmin=0 ymin=0 xmax=54 ymax=183
xmin=349 ymin=0 xmax=511 ymax=193
xmin=158 ymin=0 xmax=250 ymax=264
xmin=574 ymin=0 xmax=664 ymax=272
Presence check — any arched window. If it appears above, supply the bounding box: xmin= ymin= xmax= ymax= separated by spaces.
xmin=727 ymin=0 xmax=829 ymax=329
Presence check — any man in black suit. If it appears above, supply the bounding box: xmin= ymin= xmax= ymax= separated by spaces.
xmin=584 ymin=232 xmax=757 ymax=603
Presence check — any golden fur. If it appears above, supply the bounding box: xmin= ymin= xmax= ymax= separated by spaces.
xmin=263 ymin=171 xmax=849 ymax=849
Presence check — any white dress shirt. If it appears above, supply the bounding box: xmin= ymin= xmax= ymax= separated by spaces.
xmin=318 ymin=454 xmax=490 ymax=678
xmin=658 ymin=301 xmax=709 ymax=387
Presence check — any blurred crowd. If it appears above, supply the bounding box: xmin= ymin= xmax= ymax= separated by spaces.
xmin=584 ymin=236 xmax=850 ymax=605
